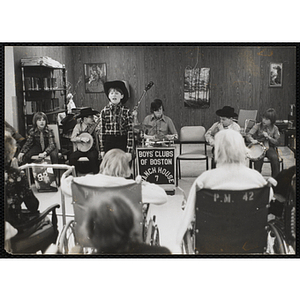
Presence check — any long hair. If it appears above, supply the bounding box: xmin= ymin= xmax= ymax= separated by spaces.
xmin=84 ymin=196 xmax=140 ymax=253
xmin=99 ymin=149 xmax=131 ymax=178
xmin=4 ymin=130 xmax=16 ymax=164
xmin=32 ymin=112 xmax=48 ymax=129
xmin=214 ymin=129 xmax=247 ymax=165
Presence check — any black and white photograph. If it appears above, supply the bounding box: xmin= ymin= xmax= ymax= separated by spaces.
xmin=3 ymin=44 xmax=297 ymax=257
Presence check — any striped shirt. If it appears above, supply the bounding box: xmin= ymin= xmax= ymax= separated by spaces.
xmin=96 ymin=103 xmax=133 ymax=153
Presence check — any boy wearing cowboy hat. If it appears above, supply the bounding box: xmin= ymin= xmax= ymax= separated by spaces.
xmin=96 ymin=80 xmax=133 ymax=160
xmin=69 ymin=107 xmax=100 ymax=174
xmin=205 ymin=106 xmax=241 ymax=168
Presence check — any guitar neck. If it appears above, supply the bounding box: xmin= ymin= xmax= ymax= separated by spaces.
xmin=87 ymin=117 xmax=101 ymax=135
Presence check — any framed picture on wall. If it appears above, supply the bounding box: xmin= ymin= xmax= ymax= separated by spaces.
xmin=84 ymin=63 xmax=107 ymax=93
xmin=269 ymin=63 xmax=282 ymax=87
xmin=184 ymin=67 xmax=210 ymax=108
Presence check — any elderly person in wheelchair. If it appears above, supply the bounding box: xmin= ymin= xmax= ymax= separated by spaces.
xmin=70 ymin=195 xmax=170 ymax=254
xmin=5 ymin=130 xmax=60 ymax=254
xmin=61 ymin=148 xmax=168 ymax=206
xmin=176 ymin=129 xmax=277 ymax=254
xmin=4 ymin=130 xmax=40 ymax=230
xmin=58 ymin=148 xmax=168 ymax=254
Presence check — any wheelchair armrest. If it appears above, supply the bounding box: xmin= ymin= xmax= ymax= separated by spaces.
xmin=16 ymin=204 xmax=60 ymax=232
xmin=267 ymin=177 xmax=277 ymax=187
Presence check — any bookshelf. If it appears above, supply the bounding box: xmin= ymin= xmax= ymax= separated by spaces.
xmin=21 ymin=56 xmax=67 ymax=131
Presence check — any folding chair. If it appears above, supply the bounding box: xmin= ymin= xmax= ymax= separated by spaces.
xmin=48 ymin=123 xmax=70 ymax=163
xmin=237 ymin=109 xmax=257 ymax=130
xmin=176 ymin=126 xmax=209 ymax=186
xmin=181 ymin=182 xmax=289 ymax=255
xmin=249 ymin=147 xmax=284 ymax=173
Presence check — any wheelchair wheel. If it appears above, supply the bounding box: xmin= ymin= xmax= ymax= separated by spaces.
xmin=151 ymin=224 xmax=160 ymax=246
xmin=181 ymin=228 xmax=195 ymax=254
xmin=57 ymin=219 xmax=77 ymax=254
xmin=284 ymin=176 xmax=296 ymax=250
xmin=144 ymin=216 xmax=160 ymax=246
xmin=268 ymin=220 xmax=289 ymax=254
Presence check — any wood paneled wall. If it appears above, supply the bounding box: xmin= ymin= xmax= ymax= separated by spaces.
xmin=13 ymin=45 xmax=296 ymax=136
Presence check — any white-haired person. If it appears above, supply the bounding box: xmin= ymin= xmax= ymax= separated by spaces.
xmin=175 ymin=129 xmax=274 ymax=252
xmin=61 ymin=148 xmax=168 ymax=206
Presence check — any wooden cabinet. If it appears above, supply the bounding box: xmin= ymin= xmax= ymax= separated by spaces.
xmin=21 ymin=56 xmax=67 ymax=131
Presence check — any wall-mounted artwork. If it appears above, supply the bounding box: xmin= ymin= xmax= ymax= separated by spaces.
xmin=269 ymin=63 xmax=282 ymax=87
xmin=184 ymin=67 xmax=210 ymax=108
xmin=84 ymin=63 xmax=107 ymax=93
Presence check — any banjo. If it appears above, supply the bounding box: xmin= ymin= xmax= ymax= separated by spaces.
xmin=77 ymin=118 xmax=100 ymax=152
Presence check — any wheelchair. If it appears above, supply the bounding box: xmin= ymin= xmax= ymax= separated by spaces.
xmin=5 ymin=163 xmax=74 ymax=254
xmin=268 ymin=173 xmax=296 ymax=254
xmin=6 ymin=204 xmax=60 ymax=254
xmin=57 ymin=168 xmax=161 ymax=254
xmin=181 ymin=179 xmax=292 ymax=255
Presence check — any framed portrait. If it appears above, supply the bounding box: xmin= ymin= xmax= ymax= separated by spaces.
xmin=84 ymin=63 xmax=107 ymax=93
xmin=269 ymin=63 xmax=282 ymax=87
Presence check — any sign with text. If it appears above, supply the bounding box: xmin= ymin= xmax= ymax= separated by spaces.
xmin=136 ymin=147 xmax=175 ymax=185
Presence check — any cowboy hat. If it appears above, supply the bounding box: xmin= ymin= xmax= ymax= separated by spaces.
xmin=104 ymin=80 xmax=130 ymax=104
xmin=76 ymin=107 xmax=99 ymax=119
xmin=216 ymin=106 xmax=238 ymax=118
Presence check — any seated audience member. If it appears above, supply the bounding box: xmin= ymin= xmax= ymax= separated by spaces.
xmin=205 ymin=106 xmax=241 ymax=168
xmin=269 ymin=165 xmax=296 ymax=217
xmin=69 ymin=107 xmax=100 ymax=174
xmin=5 ymin=121 xmax=26 ymax=157
xmin=142 ymin=99 xmax=178 ymax=140
xmin=61 ymin=148 xmax=168 ymax=206
xmin=5 ymin=131 xmax=40 ymax=230
xmin=176 ymin=129 xmax=273 ymax=251
xmin=73 ymin=196 xmax=171 ymax=254
xmin=246 ymin=108 xmax=280 ymax=178
xmin=18 ymin=112 xmax=59 ymax=165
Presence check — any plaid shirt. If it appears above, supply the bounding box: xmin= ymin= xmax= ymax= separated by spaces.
xmin=20 ymin=126 xmax=56 ymax=156
xmin=96 ymin=103 xmax=133 ymax=153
